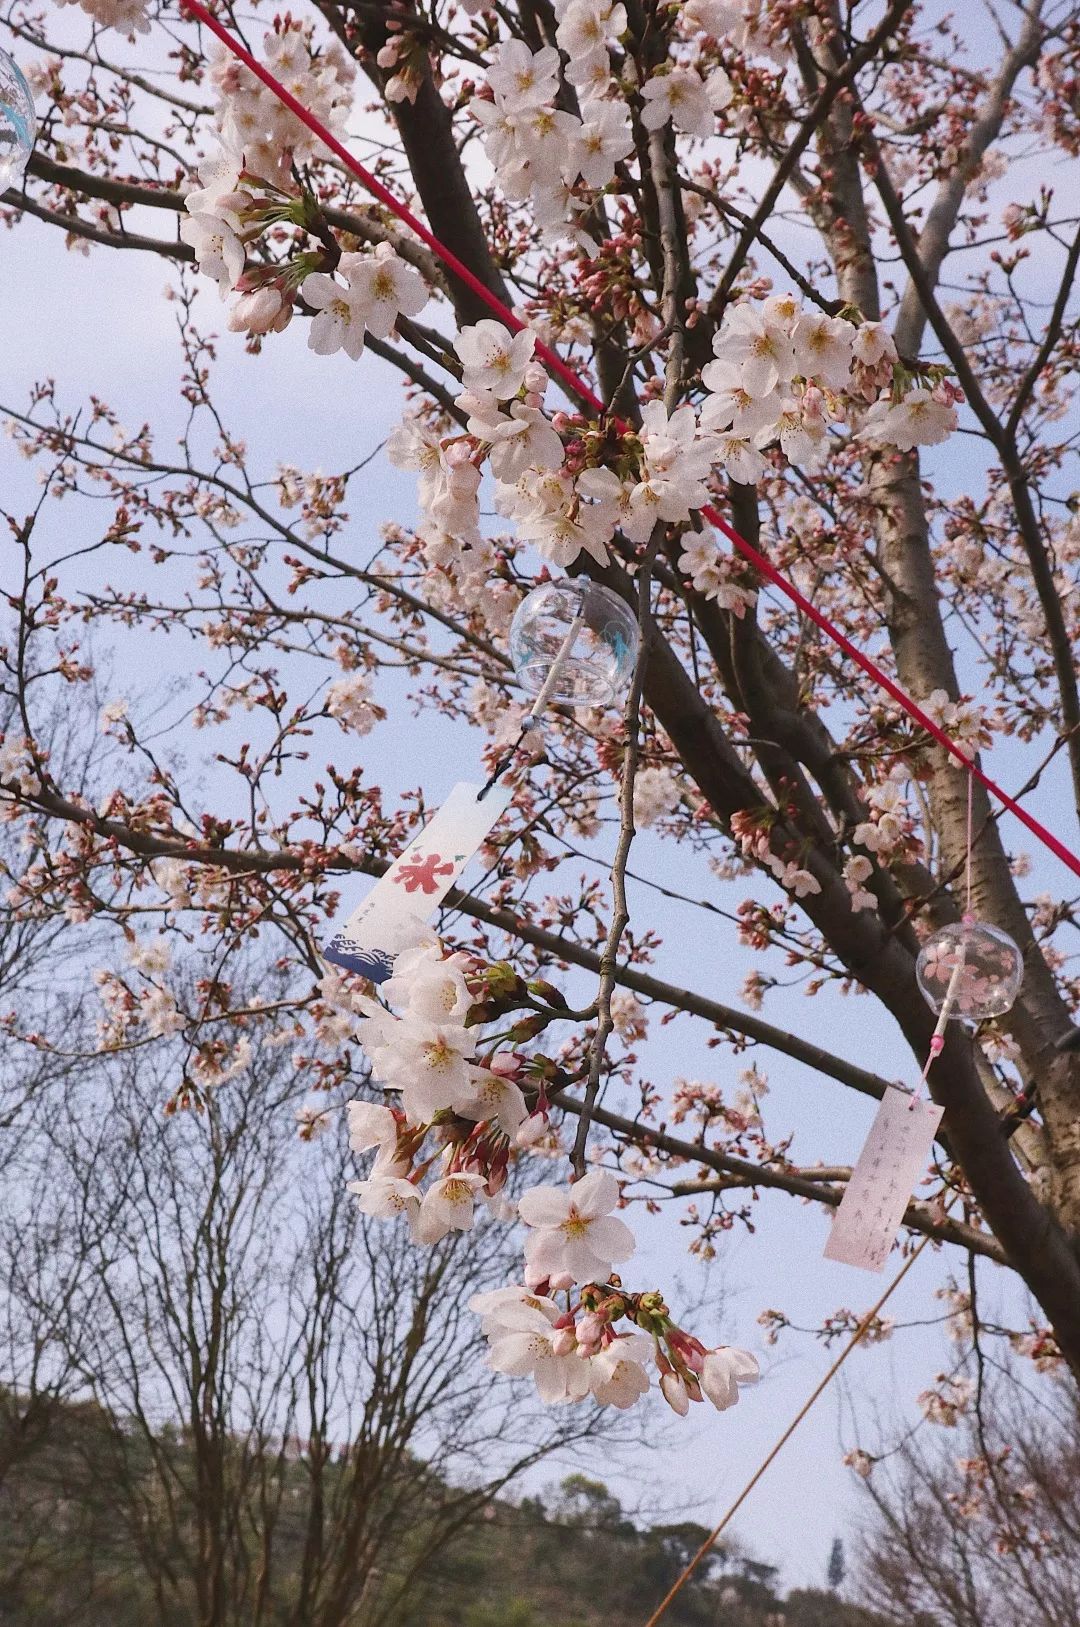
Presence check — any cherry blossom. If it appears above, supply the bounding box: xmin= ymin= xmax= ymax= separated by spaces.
xmin=301 ymin=249 xmax=427 ymax=361
xmin=368 ymin=1016 xmax=480 ymax=1123
xmin=417 ymin=1173 xmax=488 ymax=1242
xmin=346 ymin=1100 xmax=405 ymax=1173
xmin=574 ymin=102 xmax=634 ymax=188
xmin=660 ymin=1371 xmax=691 ymax=1415
xmin=383 ymin=940 xmax=475 ymax=1025
xmin=588 ymin=1335 xmax=653 ymax=1408
xmin=209 ymin=23 xmax=355 ymax=183
xmin=517 ymin=1168 xmax=636 ymax=1285
xmin=843 ymin=855 xmax=877 ymax=913
xmin=458 ymin=1069 xmax=529 ymax=1136
xmin=486 ymin=40 xmax=561 ymax=108
xmin=633 ymin=767 xmax=681 ymax=829
xmin=180 ymin=212 xmax=246 ymax=299
xmin=56 ymin=0 xmax=149 ymax=38
xmin=455 ymin=321 xmax=537 ymax=400
xmin=700 ymin=1346 xmax=760 ymax=1410
xmin=326 ymin=673 xmax=382 ymax=735
xmin=347 ymin=1172 xmax=424 ymax=1235
xmin=555 ymin=0 xmax=627 ymax=72
xmin=861 ymin=387 xmax=959 ymax=452
xmin=227 ymin=287 xmax=292 ymax=337
xmin=300 ymin=271 xmax=370 ymax=360
xmin=639 ymin=68 xmax=726 ymax=138
xmin=711 ymin=303 xmax=797 ymax=398
xmin=476 ymin=1290 xmax=592 ymax=1405
xmin=348 ymin=243 xmax=428 ymax=340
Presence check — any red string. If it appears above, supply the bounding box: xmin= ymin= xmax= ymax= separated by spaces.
xmin=177 ymin=0 xmax=1080 ymax=883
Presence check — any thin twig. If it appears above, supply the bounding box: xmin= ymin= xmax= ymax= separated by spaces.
xmin=572 ymin=529 xmax=661 ymax=1177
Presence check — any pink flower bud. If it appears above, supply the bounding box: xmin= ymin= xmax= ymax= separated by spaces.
xmin=660 ymin=1372 xmax=690 ymax=1416
xmin=575 ymin=1316 xmax=603 ymax=1354
xmin=551 ymin=1327 xmax=578 ymax=1357
xmin=523 ymin=362 xmax=550 ymax=395
xmin=489 ymin=1051 xmax=520 ymax=1077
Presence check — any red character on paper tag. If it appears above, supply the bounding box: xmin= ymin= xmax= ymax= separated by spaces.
xmin=394 ymin=852 xmax=455 ymax=895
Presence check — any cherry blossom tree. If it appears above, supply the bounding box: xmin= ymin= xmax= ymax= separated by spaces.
xmin=1 ymin=0 xmax=1079 ymax=1407
xmin=853 ymin=1364 xmax=1080 ymax=1625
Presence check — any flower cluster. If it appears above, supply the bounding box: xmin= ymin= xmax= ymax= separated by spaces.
xmin=325 ymin=672 xmax=384 ymax=736
xmin=702 ymin=294 xmax=956 ymax=471
xmin=638 ymin=63 xmax=732 ymax=139
xmin=181 ymin=144 xmax=429 ymax=352
xmin=344 ymin=938 xmax=759 ymax=1416
xmin=473 ymin=37 xmax=633 ymax=246
xmin=677 ymin=528 xmax=757 ymax=616
xmin=55 ymin=0 xmax=149 ymax=39
xmin=386 ymin=288 xmax=959 ymax=621
xmin=677 ymin=0 xmax=791 ymax=66
xmin=346 ymin=939 xmax=530 ymax=1242
xmin=918 ymin=1374 xmax=976 ymax=1427
xmin=301 ymin=244 xmax=429 ymax=361
xmin=0 ymin=734 xmax=42 ymax=816
xmin=729 ymin=808 xmax=822 ymax=903
xmin=852 ymin=769 xmax=916 ymax=858
xmin=471 ymin=1274 xmax=759 ymax=1414
xmin=209 ymin=22 xmax=355 ymax=185
xmin=181 ymin=157 xmax=253 ymax=302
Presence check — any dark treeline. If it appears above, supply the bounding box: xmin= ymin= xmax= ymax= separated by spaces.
xmin=0 ymin=1408 xmax=880 ymax=1627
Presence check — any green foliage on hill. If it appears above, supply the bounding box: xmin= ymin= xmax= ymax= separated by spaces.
xmin=396 ymin=1475 xmax=886 ymax=1627
xmin=0 ymin=1395 xmax=884 ymax=1627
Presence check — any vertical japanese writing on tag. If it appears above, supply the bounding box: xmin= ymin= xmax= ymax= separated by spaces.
xmin=824 ymin=1086 xmax=944 ymax=1273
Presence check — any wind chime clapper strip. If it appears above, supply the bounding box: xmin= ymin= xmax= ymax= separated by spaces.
xmin=824 ymin=771 xmax=980 ymax=1273
xmin=175 ymin=0 xmax=1080 ymax=888
xmin=322 ymin=616 xmax=585 ymax=981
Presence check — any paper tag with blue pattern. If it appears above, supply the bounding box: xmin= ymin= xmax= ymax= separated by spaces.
xmin=323 ymin=782 xmax=512 ymax=982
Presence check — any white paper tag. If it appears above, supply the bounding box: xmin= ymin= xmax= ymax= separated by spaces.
xmin=824 ymin=1085 xmax=944 ymax=1273
xmin=323 ymin=782 xmax=513 ymax=982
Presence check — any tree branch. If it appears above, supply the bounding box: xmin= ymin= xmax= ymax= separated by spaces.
xmin=557 ymin=1094 xmax=1007 ymax=1263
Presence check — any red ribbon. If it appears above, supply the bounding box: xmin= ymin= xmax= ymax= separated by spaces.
xmin=176 ymin=0 xmax=1080 ymax=881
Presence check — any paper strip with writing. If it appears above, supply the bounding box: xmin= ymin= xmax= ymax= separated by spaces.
xmin=824 ymin=1085 xmax=944 ymax=1273
xmin=322 ymin=782 xmax=513 ymax=982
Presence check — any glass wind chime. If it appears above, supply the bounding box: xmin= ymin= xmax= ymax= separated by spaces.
xmin=826 ymin=770 xmax=1025 ymax=1273
xmin=0 ymin=49 xmax=35 ymax=191
xmin=323 ymin=580 xmax=638 ymax=981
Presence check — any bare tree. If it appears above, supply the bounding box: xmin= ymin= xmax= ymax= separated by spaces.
xmin=0 ymin=994 xmax=609 ymax=1626
xmin=853 ymin=1367 xmax=1080 ymax=1626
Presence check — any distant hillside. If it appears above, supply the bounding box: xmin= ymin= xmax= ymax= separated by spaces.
xmin=0 ymin=1393 xmax=884 ymax=1626
xmin=397 ymin=1475 xmax=887 ymax=1627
